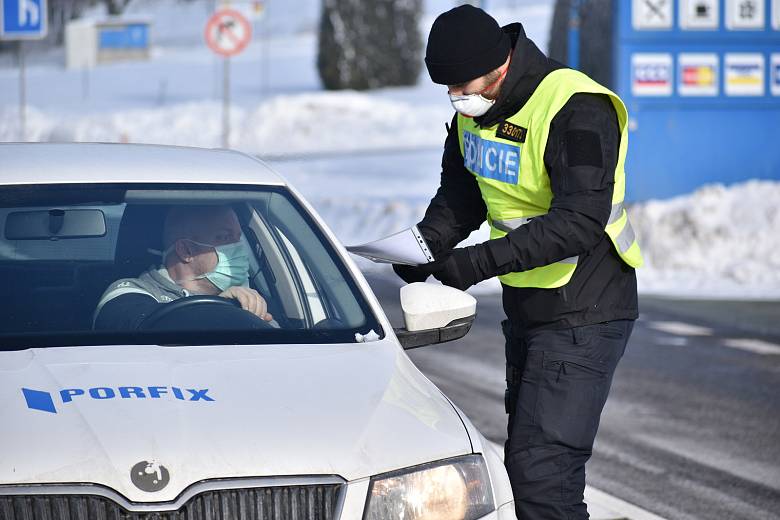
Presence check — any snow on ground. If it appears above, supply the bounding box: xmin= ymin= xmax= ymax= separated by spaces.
xmin=1 ymin=0 xmax=777 ymax=300
xmin=0 ymin=93 xmax=450 ymax=154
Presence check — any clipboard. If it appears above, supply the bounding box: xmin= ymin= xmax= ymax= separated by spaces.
xmin=346 ymin=225 xmax=435 ymax=265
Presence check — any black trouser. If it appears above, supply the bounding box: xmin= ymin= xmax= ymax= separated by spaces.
xmin=502 ymin=319 xmax=634 ymax=520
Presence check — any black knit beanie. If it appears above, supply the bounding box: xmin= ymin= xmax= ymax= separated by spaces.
xmin=425 ymin=5 xmax=511 ymax=85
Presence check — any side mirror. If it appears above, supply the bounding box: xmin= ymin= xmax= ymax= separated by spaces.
xmin=393 ymin=282 xmax=477 ymax=350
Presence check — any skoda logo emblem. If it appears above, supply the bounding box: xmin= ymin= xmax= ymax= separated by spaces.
xmin=131 ymin=460 xmax=170 ymax=492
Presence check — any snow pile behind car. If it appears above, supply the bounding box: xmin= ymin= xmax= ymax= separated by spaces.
xmin=629 ymin=180 xmax=780 ymax=299
xmin=299 ymin=180 xmax=780 ymax=300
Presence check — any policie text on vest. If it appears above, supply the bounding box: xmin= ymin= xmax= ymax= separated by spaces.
xmin=463 ymin=131 xmax=521 ymax=184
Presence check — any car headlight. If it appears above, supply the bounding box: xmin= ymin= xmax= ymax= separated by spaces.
xmin=364 ymin=454 xmax=495 ymax=520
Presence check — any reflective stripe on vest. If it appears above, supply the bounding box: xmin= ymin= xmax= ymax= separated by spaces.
xmin=490 ymin=215 xmax=579 ymax=265
xmin=457 ymin=69 xmax=643 ymax=289
xmin=606 ymin=201 xmax=638 ymax=254
xmin=608 ymin=202 xmax=623 ymax=225
xmin=493 ymin=201 xmax=636 ymax=256
xmin=496 ymin=202 xmax=627 ymax=229
xmin=615 ymin=218 xmax=637 ymax=254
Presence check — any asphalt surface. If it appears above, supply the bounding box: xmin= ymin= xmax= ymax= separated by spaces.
xmin=364 ymin=271 xmax=780 ymax=520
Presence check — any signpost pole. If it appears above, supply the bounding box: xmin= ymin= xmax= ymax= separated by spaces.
xmin=223 ymin=55 xmax=230 ymax=148
xmin=205 ymin=8 xmax=251 ymax=149
xmin=567 ymin=0 xmax=583 ymax=70
xmin=2 ymin=0 xmax=48 ymax=141
xmin=18 ymin=40 xmax=26 ymax=142
xmin=261 ymin=4 xmax=269 ymax=96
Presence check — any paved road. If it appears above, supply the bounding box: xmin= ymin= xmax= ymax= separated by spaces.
xmin=364 ymin=272 xmax=780 ymax=520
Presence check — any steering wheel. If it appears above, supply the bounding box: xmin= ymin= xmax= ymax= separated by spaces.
xmin=138 ymin=295 xmax=274 ymax=331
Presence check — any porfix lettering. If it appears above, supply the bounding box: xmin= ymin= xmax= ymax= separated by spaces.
xmin=22 ymin=386 xmax=215 ymax=414
xmin=59 ymin=386 xmax=214 ymax=402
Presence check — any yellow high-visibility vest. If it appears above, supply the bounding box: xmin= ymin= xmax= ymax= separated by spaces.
xmin=457 ymin=68 xmax=643 ymax=288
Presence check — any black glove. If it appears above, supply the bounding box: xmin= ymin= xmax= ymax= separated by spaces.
xmin=392 ymin=263 xmax=433 ymax=284
xmin=428 ymin=246 xmax=480 ymax=291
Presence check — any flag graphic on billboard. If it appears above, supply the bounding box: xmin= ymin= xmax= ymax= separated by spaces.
xmin=632 ymin=53 xmax=673 ymax=96
xmin=725 ymin=53 xmax=765 ymax=96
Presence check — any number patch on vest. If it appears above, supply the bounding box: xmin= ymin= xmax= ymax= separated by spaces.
xmin=496 ymin=121 xmax=527 ymax=143
xmin=463 ymin=131 xmax=521 ymax=184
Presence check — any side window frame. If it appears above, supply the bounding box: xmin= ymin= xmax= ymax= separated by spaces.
xmin=275 ymin=229 xmax=328 ymax=325
xmin=242 ymin=204 xmax=311 ymax=327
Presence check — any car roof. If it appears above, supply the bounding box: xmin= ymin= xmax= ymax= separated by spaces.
xmin=0 ymin=143 xmax=286 ymax=187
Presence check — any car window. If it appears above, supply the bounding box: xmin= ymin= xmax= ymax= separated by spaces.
xmin=0 ymin=183 xmax=383 ymax=349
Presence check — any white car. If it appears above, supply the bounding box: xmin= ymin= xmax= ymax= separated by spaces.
xmin=0 ymin=143 xmax=516 ymax=520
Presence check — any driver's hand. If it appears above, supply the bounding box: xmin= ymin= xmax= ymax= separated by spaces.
xmin=219 ymin=287 xmax=273 ymax=321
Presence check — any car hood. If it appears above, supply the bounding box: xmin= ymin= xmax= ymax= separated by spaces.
xmin=0 ymin=340 xmax=470 ymax=502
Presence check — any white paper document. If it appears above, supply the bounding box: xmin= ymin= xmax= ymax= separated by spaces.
xmin=347 ymin=225 xmax=435 ymax=265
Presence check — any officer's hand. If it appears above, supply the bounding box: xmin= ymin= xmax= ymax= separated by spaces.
xmin=392 ymin=263 xmax=433 ymax=284
xmin=428 ymin=247 xmax=479 ymax=291
xmin=219 ymin=286 xmax=273 ymax=321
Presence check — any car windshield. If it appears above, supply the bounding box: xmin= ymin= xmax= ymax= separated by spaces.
xmin=0 ymin=183 xmax=383 ymax=349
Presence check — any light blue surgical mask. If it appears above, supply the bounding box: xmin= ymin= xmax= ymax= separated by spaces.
xmin=167 ymin=238 xmax=250 ymax=291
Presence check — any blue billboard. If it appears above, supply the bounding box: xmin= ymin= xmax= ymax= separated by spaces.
xmin=613 ymin=0 xmax=780 ymax=200
xmin=98 ymin=23 xmax=149 ymax=50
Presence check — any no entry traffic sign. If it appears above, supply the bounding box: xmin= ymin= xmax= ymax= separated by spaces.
xmin=205 ymin=8 xmax=251 ymax=57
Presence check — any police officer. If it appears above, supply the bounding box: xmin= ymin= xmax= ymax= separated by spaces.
xmin=392 ymin=6 xmax=642 ymax=519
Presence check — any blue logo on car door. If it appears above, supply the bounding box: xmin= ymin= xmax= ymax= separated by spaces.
xmin=21 ymin=386 xmax=215 ymax=414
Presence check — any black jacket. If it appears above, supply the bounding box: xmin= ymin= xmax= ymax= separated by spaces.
xmin=419 ymin=23 xmax=638 ymax=331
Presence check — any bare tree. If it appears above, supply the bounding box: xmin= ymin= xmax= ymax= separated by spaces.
xmin=318 ymin=0 xmax=423 ymax=90
xmin=104 ymin=0 xmax=132 ymax=15
xmin=548 ymin=0 xmax=614 ymax=88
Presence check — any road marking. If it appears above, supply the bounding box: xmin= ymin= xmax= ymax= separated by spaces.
xmin=647 ymin=321 xmax=713 ymax=336
xmin=646 ymin=320 xmax=780 ymax=355
xmin=653 ymin=336 xmax=688 ymax=347
xmin=722 ymin=338 xmax=780 ymax=355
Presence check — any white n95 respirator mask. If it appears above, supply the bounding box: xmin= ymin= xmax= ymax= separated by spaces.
xmin=448 ymin=63 xmax=508 ymax=118
xmin=448 ymin=93 xmax=495 ymax=117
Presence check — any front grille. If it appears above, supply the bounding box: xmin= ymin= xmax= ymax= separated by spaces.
xmin=0 ymin=484 xmax=342 ymax=520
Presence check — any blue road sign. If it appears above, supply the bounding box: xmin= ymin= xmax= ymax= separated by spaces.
xmin=0 ymin=0 xmax=48 ymax=40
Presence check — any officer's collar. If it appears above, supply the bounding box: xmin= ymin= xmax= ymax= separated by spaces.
xmin=474 ymin=22 xmax=563 ymax=128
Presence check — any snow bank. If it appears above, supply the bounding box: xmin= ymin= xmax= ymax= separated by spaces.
xmin=630 ymin=180 xmax=780 ymax=299
xmin=1 ymin=92 xmax=449 ymax=156
xmin=237 ymin=92 xmax=449 ymax=156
